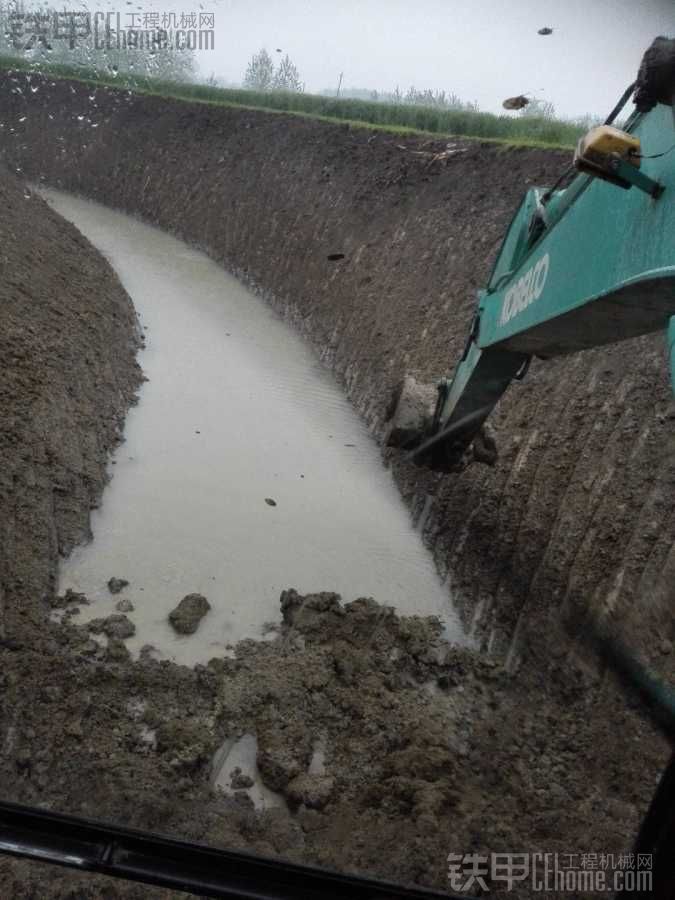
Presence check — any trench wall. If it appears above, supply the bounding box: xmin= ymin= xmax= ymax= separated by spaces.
xmin=3 ymin=71 xmax=674 ymax=665
xmin=0 ymin=161 xmax=141 ymax=638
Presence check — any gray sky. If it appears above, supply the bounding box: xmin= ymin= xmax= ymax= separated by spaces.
xmin=60 ymin=0 xmax=675 ymax=117
xmin=189 ymin=0 xmax=674 ymax=117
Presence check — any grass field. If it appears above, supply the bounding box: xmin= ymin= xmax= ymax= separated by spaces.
xmin=0 ymin=54 xmax=585 ymax=148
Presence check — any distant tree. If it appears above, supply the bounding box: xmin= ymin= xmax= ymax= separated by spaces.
xmin=318 ymin=86 xmax=379 ymax=101
xmin=273 ymin=53 xmax=302 ymax=92
xmin=244 ymin=48 xmax=274 ymax=91
xmin=399 ymin=85 xmax=478 ymax=111
xmin=80 ymin=45 xmax=196 ymax=82
xmin=316 ymin=82 xmax=480 ymax=112
xmin=0 ymin=3 xmax=196 ymax=84
xmin=0 ymin=4 xmax=13 ymax=55
xmin=571 ymin=112 xmax=603 ymax=130
xmin=145 ymin=49 xmax=196 ymax=82
xmin=519 ymin=97 xmax=556 ymax=119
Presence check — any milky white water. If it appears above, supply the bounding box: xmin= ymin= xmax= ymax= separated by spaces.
xmin=46 ymin=190 xmax=463 ymax=665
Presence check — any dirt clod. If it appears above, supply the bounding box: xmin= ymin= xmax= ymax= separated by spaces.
xmin=108 ymin=577 xmax=130 ymax=594
xmin=107 ymin=638 xmax=131 ymax=662
xmin=51 ymin=589 xmax=89 ymax=609
xmin=168 ymin=593 xmax=211 ymax=634
xmin=115 ymin=597 xmax=135 ymax=613
xmin=230 ymin=768 xmax=255 ymax=790
xmin=285 ymin=774 xmax=335 ymax=810
xmin=88 ymin=614 xmax=136 ymax=640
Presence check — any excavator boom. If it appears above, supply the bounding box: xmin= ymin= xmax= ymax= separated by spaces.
xmin=392 ymin=43 xmax=675 ymax=471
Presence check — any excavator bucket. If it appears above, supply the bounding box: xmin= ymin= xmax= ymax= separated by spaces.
xmin=385 ymin=366 xmax=503 ymax=470
xmin=385 ymin=376 xmax=439 ymax=451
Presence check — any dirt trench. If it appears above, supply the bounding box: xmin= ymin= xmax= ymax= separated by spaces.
xmin=2 ymin=73 xmax=674 ymax=662
xmin=0 ymin=70 xmax=673 ymax=898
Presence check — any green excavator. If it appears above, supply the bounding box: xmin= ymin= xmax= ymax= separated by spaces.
xmin=387 ymin=36 xmax=675 ymax=476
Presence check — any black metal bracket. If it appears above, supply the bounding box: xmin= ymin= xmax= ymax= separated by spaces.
xmin=609 ymin=156 xmax=665 ymax=198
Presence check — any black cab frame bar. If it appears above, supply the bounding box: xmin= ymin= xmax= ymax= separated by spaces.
xmin=0 ymin=800 xmax=461 ymax=900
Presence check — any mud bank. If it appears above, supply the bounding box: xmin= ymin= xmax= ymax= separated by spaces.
xmin=1 ymin=580 xmax=668 ymax=900
xmin=1 ymin=72 xmax=674 ymax=667
xmin=0 ymin=166 xmax=142 ymax=622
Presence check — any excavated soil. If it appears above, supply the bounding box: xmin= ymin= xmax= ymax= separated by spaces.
xmin=0 ymin=72 xmax=674 ymax=898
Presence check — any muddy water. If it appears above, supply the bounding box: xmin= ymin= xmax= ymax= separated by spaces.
xmin=46 ymin=190 xmax=463 ymax=665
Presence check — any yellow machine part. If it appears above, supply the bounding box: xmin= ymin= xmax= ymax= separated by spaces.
xmin=575 ymin=125 xmax=642 ymax=171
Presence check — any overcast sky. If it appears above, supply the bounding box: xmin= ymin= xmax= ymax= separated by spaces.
xmin=74 ymin=0 xmax=675 ymax=117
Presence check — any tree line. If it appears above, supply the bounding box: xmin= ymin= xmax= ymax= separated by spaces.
xmin=0 ymin=1 xmax=196 ymax=82
xmin=244 ymin=48 xmax=303 ymax=92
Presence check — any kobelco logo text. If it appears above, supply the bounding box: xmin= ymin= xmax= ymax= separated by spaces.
xmin=500 ymin=253 xmax=550 ymax=326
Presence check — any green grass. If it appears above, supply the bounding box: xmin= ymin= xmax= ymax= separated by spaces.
xmin=0 ymin=53 xmax=583 ymax=149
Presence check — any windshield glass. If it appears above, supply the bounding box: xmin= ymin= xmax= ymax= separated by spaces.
xmin=0 ymin=2 xmax=673 ymax=898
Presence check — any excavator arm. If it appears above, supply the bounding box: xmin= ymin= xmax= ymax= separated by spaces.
xmin=390 ymin=39 xmax=675 ymax=472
